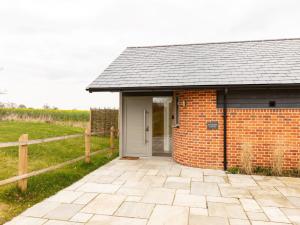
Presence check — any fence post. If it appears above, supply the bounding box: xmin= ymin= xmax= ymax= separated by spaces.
xmin=85 ymin=124 xmax=91 ymax=163
xmin=110 ymin=126 xmax=115 ymax=155
xmin=18 ymin=134 xmax=28 ymax=192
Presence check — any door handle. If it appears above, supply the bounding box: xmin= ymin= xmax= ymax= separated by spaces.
xmin=144 ymin=109 xmax=148 ymax=144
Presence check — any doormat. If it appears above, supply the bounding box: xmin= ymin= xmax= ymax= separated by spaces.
xmin=121 ymin=156 xmax=139 ymax=160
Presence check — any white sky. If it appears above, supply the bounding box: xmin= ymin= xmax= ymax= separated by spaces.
xmin=0 ymin=0 xmax=300 ymax=109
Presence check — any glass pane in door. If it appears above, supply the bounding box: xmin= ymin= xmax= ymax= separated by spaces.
xmin=152 ymin=97 xmax=173 ymax=156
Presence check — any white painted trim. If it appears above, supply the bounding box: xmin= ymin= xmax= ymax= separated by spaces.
xmin=119 ymin=92 xmax=123 ymax=157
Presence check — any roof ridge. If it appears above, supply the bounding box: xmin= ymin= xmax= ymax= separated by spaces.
xmin=127 ymin=37 xmax=300 ymax=49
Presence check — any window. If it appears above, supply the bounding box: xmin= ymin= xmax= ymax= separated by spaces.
xmin=175 ymin=95 xmax=179 ymax=126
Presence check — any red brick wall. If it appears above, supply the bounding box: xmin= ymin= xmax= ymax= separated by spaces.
xmin=227 ymin=109 xmax=300 ymax=170
xmin=173 ymin=90 xmax=224 ymax=169
xmin=173 ymin=89 xmax=300 ymax=170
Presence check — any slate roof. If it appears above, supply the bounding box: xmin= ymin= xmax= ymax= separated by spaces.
xmin=87 ymin=38 xmax=300 ymax=92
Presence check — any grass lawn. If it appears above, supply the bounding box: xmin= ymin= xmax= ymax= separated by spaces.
xmin=0 ymin=121 xmax=83 ymax=142
xmin=0 ymin=121 xmax=119 ymax=224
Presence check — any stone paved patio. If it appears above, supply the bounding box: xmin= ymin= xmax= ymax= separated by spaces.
xmin=6 ymin=157 xmax=300 ymax=225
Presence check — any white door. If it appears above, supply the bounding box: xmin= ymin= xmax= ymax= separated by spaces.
xmin=124 ymin=96 xmax=152 ymax=157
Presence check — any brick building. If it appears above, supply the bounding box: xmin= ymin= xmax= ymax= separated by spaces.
xmin=87 ymin=38 xmax=300 ymax=171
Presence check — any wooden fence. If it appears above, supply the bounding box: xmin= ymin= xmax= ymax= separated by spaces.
xmin=0 ymin=126 xmax=116 ymax=192
xmin=90 ymin=108 xmax=118 ymax=135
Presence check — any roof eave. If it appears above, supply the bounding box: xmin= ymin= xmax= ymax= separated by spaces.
xmin=86 ymin=83 xmax=300 ymax=93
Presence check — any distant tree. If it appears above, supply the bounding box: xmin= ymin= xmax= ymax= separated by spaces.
xmin=6 ymin=102 xmax=17 ymax=108
xmin=18 ymin=104 xmax=27 ymax=108
xmin=52 ymin=106 xmax=58 ymax=110
xmin=43 ymin=104 xmax=50 ymax=109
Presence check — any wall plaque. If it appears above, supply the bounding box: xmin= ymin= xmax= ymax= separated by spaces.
xmin=207 ymin=121 xmax=218 ymax=130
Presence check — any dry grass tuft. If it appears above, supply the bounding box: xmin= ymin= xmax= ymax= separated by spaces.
xmin=271 ymin=139 xmax=285 ymax=176
xmin=240 ymin=142 xmax=253 ymax=174
xmin=297 ymin=157 xmax=300 ymax=176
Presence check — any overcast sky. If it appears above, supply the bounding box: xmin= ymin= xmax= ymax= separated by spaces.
xmin=0 ymin=0 xmax=300 ymax=109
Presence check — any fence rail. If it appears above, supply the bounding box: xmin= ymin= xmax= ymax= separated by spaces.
xmin=0 ymin=134 xmax=83 ymax=148
xmin=0 ymin=149 xmax=104 ymax=187
xmin=0 ymin=125 xmax=116 ymax=192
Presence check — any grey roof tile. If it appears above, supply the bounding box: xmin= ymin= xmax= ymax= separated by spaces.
xmin=87 ymin=38 xmax=300 ymax=91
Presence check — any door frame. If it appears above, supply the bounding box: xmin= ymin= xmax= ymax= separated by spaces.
xmin=119 ymin=91 xmax=174 ymax=158
xmin=122 ymin=95 xmax=152 ymax=157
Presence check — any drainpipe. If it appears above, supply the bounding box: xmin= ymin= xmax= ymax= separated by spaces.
xmin=223 ymin=88 xmax=228 ymax=171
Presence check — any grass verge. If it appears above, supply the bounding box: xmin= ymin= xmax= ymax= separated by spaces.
xmin=0 ymin=150 xmax=118 ymax=224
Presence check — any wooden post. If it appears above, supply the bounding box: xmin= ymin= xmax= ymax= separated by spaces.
xmin=85 ymin=123 xmax=91 ymax=163
xmin=18 ymin=134 xmax=28 ymax=192
xmin=110 ymin=126 xmax=115 ymax=155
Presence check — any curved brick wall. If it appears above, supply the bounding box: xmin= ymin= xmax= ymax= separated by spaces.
xmin=172 ymin=90 xmax=224 ymax=169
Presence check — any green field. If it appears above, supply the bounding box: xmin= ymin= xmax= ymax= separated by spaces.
xmin=0 ymin=108 xmax=89 ymax=122
xmin=0 ymin=121 xmax=118 ymax=224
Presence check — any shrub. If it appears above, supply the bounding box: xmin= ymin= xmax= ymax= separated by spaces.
xmin=297 ymin=157 xmax=300 ymax=176
xmin=271 ymin=139 xmax=285 ymax=176
xmin=240 ymin=142 xmax=253 ymax=174
xmin=227 ymin=167 xmax=240 ymax=174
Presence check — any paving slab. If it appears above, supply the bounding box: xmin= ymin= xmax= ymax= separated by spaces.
xmin=21 ymin=201 xmax=61 ymax=217
xmin=181 ymin=168 xmax=203 ymax=180
xmin=281 ymin=208 xmax=300 ymax=224
xmin=73 ymin=193 xmax=98 ymax=205
xmin=70 ymin=212 xmax=93 ymax=223
xmin=81 ymin=194 xmax=125 ymax=215
xmin=76 ymin=182 xmax=120 ymax=193
xmin=43 ymin=221 xmax=82 ymax=225
xmin=204 ymin=175 xmax=226 ymax=183
xmin=44 ymin=203 xmax=83 ymax=220
xmin=46 ymin=190 xmax=83 ymax=203
xmin=117 ymin=186 xmax=148 ymax=196
xmin=141 ymin=187 xmax=175 ymax=205
xmin=173 ymin=194 xmax=206 ymax=208
xmin=115 ymin=202 xmax=154 ymax=219
xmin=190 ymin=207 xmax=208 ymax=216
xmin=246 ymin=212 xmax=268 ymax=221
xmin=220 ymin=187 xmax=252 ymax=198
xmin=147 ymin=205 xmax=189 ymax=225
xmin=240 ymin=198 xmax=262 ymax=212
xmin=86 ymin=215 xmax=147 ymax=225
xmin=207 ymin=196 xmax=239 ymax=204
xmin=229 ymin=218 xmax=251 ymax=225
xmin=157 ymin=166 xmax=181 ymax=177
xmin=277 ymin=186 xmax=300 ymax=197
xmin=189 ymin=215 xmax=229 ymax=225
xmin=254 ymin=194 xmax=295 ymax=208
xmin=125 ymin=195 xmax=142 ymax=202
xmin=262 ymin=207 xmax=289 ymax=223
xmin=87 ymin=174 xmax=118 ymax=184
xmin=165 ymin=176 xmax=191 ymax=189
xmin=228 ymin=174 xmax=257 ymax=187
xmin=278 ymin=177 xmax=300 ymax=188
xmin=140 ymin=175 xmax=166 ymax=187
xmin=287 ymin=196 xmax=300 ymax=207
xmin=208 ymin=202 xmax=247 ymax=219
xmin=202 ymin=169 xmax=226 ymax=176
xmin=191 ymin=182 xmax=220 ymax=196
xmin=251 ymin=221 xmax=292 ymax=225
xmin=255 ymin=177 xmax=285 ymax=187
xmin=5 ymin=216 xmax=47 ymax=225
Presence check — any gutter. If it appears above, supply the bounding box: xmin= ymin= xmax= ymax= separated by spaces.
xmin=86 ymin=83 xmax=300 ymax=93
xmin=223 ymin=88 xmax=228 ymax=171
